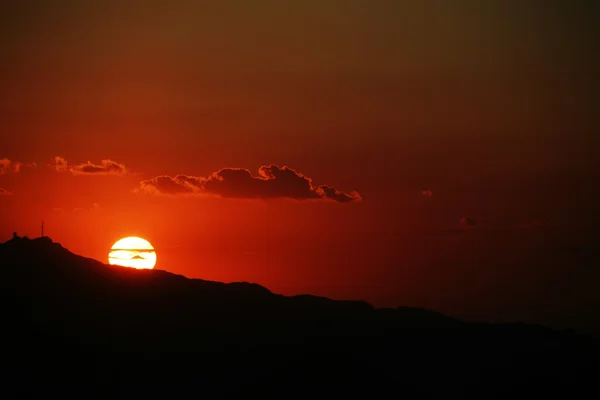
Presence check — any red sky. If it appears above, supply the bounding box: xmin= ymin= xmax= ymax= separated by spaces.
xmin=1 ymin=0 xmax=599 ymax=331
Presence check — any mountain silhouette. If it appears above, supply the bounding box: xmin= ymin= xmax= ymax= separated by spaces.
xmin=1 ymin=235 xmax=598 ymax=398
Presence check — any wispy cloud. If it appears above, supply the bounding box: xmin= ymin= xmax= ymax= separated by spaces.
xmin=0 ymin=158 xmax=36 ymax=174
xmin=53 ymin=156 xmax=127 ymax=176
xmin=52 ymin=203 xmax=102 ymax=213
xmin=0 ymin=159 xmax=11 ymax=174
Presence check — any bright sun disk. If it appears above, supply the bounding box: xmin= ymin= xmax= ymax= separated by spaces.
xmin=108 ymin=236 xmax=157 ymax=269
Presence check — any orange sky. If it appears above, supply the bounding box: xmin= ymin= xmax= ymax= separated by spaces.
xmin=1 ymin=0 xmax=599 ymax=331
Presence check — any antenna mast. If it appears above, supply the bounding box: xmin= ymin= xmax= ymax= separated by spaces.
xmin=266 ymin=201 xmax=270 ymax=271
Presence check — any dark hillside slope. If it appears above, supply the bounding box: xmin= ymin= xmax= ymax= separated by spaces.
xmin=1 ymin=236 xmax=598 ymax=398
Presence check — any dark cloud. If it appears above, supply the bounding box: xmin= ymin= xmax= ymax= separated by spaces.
xmin=137 ymin=165 xmax=361 ymax=203
xmin=0 ymin=188 xmax=13 ymax=196
xmin=459 ymin=216 xmax=477 ymax=227
xmin=316 ymin=185 xmax=360 ymax=203
xmin=53 ymin=157 xmax=127 ymax=176
xmin=138 ymin=175 xmax=196 ymax=195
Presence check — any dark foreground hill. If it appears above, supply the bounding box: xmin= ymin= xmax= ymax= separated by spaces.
xmin=1 ymin=236 xmax=598 ymax=398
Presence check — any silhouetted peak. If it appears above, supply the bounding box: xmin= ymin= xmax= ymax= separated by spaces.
xmin=228 ymin=281 xmax=273 ymax=296
xmin=3 ymin=233 xmax=53 ymax=245
xmin=291 ymin=294 xmax=371 ymax=307
xmin=0 ymin=235 xmax=82 ymax=271
xmin=2 ymin=235 xmax=63 ymax=251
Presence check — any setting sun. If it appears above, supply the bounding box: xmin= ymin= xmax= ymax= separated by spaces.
xmin=108 ymin=236 xmax=157 ymax=269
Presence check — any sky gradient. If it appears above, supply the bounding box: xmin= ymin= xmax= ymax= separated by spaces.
xmin=1 ymin=1 xmax=599 ymax=331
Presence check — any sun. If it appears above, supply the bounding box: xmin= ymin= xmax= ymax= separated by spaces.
xmin=108 ymin=236 xmax=157 ymax=269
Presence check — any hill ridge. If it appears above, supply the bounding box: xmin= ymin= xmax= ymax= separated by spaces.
xmin=1 ymin=235 xmax=598 ymax=397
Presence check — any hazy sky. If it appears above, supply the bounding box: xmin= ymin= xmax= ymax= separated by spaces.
xmin=1 ymin=1 xmax=599 ymax=331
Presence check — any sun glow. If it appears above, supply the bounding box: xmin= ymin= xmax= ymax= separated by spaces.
xmin=108 ymin=236 xmax=157 ymax=269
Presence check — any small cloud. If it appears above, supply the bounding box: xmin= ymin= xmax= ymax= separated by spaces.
xmin=53 ymin=156 xmax=68 ymax=172
xmin=91 ymin=202 xmax=101 ymax=212
xmin=137 ymin=165 xmax=361 ymax=203
xmin=0 ymin=159 xmax=35 ymax=174
xmin=0 ymin=159 xmax=12 ymax=174
xmin=0 ymin=187 xmax=13 ymax=196
xmin=422 ymin=188 xmax=433 ymax=197
xmin=315 ymin=185 xmax=362 ymax=203
xmin=459 ymin=216 xmax=477 ymax=228
xmin=53 ymin=156 xmax=127 ymax=176
xmin=12 ymin=161 xmax=36 ymax=172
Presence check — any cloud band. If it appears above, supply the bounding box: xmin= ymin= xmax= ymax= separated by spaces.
xmin=138 ymin=165 xmax=361 ymax=203
xmin=53 ymin=157 xmax=127 ymax=176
